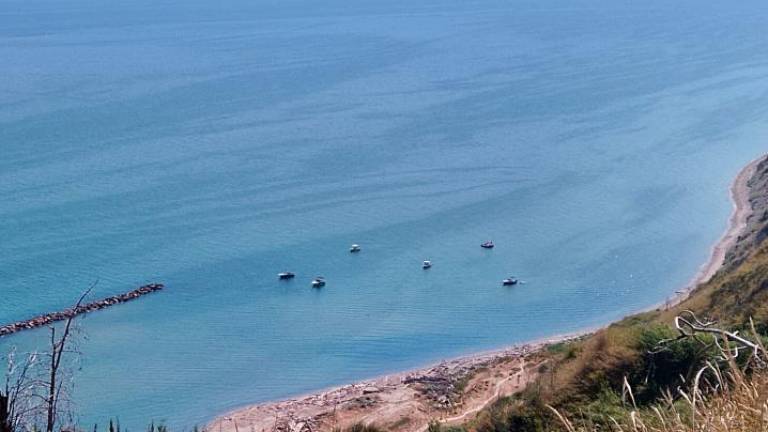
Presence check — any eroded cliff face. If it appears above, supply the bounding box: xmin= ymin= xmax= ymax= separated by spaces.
xmin=699 ymin=155 xmax=768 ymax=326
xmin=724 ymin=156 xmax=768 ymax=269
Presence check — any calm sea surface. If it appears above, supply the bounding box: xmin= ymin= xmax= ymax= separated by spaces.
xmin=2 ymin=0 xmax=768 ymax=428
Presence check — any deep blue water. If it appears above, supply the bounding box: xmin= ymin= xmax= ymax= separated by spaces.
xmin=2 ymin=0 xmax=768 ymax=428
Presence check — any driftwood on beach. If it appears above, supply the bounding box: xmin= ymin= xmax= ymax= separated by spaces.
xmin=0 ymin=283 xmax=164 ymax=338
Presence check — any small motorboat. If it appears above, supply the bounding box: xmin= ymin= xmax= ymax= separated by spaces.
xmin=502 ymin=277 xmax=518 ymax=286
xmin=422 ymin=260 xmax=432 ymax=269
xmin=481 ymin=241 xmax=495 ymax=249
xmin=278 ymin=272 xmax=295 ymax=280
xmin=311 ymin=277 xmax=326 ymax=288
xmin=350 ymin=244 xmax=361 ymax=253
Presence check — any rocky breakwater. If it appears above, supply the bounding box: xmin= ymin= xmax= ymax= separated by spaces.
xmin=0 ymin=283 xmax=164 ymax=338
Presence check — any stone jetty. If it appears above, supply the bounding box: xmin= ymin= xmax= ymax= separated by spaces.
xmin=0 ymin=283 xmax=164 ymax=338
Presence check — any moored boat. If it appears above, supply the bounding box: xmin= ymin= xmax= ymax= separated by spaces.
xmin=350 ymin=244 xmax=361 ymax=253
xmin=422 ymin=260 xmax=432 ymax=269
xmin=311 ymin=277 xmax=326 ymax=288
xmin=278 ymin=272 xmax=295 ymax=280
xmin=481 ymin=241 xmax=495 ymax=249
xmin=502 ymin=277 xmax=518 ymax=286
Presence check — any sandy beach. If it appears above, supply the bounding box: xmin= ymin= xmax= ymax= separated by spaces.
xmin=642 ymin=154 xmax=764 ymax=311
xmin=677 ymin=155 xmax=763 ymax=297
xmin=208 ymin=154 xmax=767 ymax=432
xmin=207 ymin=335 xmax=577 ymax=432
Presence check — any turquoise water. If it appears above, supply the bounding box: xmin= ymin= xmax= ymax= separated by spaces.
xmin=2 ymin=0 xmax=768 ymax=428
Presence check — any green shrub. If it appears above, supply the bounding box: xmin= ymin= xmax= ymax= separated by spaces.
xmin=632 ymin=325 xmax=717 ymax=404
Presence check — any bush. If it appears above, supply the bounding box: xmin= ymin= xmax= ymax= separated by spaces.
xmin=632 ymin=325 xmax=717 ymax=404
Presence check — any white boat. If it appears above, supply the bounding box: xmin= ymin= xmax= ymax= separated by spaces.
xmin=278 ymin=272 xmax=295 ymax=280
xmin=422 ymin=260 xmax=432 ymax=269
xmin=350 ymin=244 xmax=361 ymax=253
xmin=311 ymin=277 xmax=326 ymax=288
xmin=502 ymin=277 xmax=518 ymax=286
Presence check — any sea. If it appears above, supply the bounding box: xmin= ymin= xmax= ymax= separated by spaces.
xmin=2 ymin=0 xmax=768 ymax=428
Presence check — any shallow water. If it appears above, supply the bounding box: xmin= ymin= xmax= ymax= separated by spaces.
xmin=2 ymin=0 xmax=768 ymax=428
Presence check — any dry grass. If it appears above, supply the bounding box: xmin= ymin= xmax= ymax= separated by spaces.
xmin=549 ymin=325 xmax=768 ymax=432
xmin=669 ymin=243 xmax=768 ymax=329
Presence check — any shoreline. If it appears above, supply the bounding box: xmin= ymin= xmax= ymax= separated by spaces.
xmin=208 ymin=332 xmax=583 ymax=432
xmin=670 ymin=154 xmax=762 ymax=304
xmin=209 ymin=154 xmax=765 ymax=432
xmin=639 ymin=153 xmax=764 ymax=313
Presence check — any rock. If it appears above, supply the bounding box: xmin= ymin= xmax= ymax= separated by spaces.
xmin=0 ymin=283 xmax=165 ymax=338
xmin=362 ymin=386 xmax=380 ymax=394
